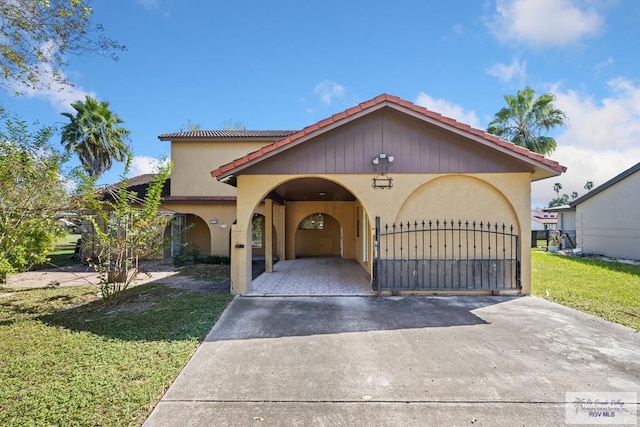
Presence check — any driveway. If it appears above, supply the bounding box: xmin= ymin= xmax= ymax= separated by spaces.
xmin=144 ymin=296 xmax=640 ymax=426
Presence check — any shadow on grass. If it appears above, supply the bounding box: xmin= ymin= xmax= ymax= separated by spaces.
xmin=553 ymin=254 xmax=640 ymax=277
xmin=38 ymin=283 xmax=233 ymax=342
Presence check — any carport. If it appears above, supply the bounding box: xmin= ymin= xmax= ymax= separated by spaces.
xmin=211 ymin=94 xmax=566 ymax=295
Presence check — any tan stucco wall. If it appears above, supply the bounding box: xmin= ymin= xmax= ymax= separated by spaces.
xmin=231 ymin=172 xmax=532 ymax=295
xmin=160 ymin=202 xmax=236 ymax=257
xmin=170 ymin=141 xmax=270 ymax=197
xmin=295 ymin=214 xmax=342 ymax=257
xmin=184 ymin=214 xmax=211 ymax=255
xmin=284 ymin=201 xmax=357 ymax=260
xmin=576 ymin=171 xmax=640 ymax=260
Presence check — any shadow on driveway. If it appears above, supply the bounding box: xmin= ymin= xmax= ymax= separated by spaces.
xmin=207 ymin=295 xmax=518 ymax=341
xmin=145 ymin=295 xmax=640 ymax=427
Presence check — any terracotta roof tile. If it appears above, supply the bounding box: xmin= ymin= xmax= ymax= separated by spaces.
xmin=211 ymin=93 xmax=567 ymax=178
xmin=162 ymin=195 xmax=236 ymax=202
xmin=158 ymin=130 xmax=297 ymax=141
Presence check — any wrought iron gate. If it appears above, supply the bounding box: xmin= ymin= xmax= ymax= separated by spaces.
xmin=374 ymin=217 xmax=520 ymax=295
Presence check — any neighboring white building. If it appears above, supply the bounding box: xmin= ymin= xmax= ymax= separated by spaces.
xmin=531 ymin=209 xmax=557 ymax=231
xmin=547 ymin=162 xmax=640 ymax=260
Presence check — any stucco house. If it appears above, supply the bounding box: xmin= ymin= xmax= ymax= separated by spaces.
xmin=547 ymin=162 xmax=640 ymax=260
xmin=159 ymin=94 xmax=565 ymax=295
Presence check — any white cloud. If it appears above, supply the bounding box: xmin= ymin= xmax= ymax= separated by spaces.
xmin=553 ymin=77 xmax=640 ymax=150
xmin=486 ymin=57 xmax=527 ymax=83
xmin=452 ymin=24 xmax=465 ymax=35
xmin=10 ymin=62 xmax=93 ymax=112
xmin=488 ymin=0 xmax=604 ymax=46
xmin=594 ymin=57 xmax=614 ymax=74
xmin=135 ymin=0 xmax=160 ymax=10
xmin=314 ymin=80 xmax=345 ymax=105
xmin=129 ymin=156 xmax=170 ymax=176
xmin=531 ymin=78 xmax=640 ymax=207
xmin=414 ymin=92 xmax=481 ymax=128
xmin=531 ymin=146 xmax=640 ymax=208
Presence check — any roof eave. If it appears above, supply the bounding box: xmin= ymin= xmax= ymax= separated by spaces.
xmin=212 ymin=95 xmax=567 ymax=180
xmin=570 ymin=161 xmax=640 ymax=207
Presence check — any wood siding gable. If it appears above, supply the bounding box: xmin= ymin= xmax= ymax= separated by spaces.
xmin=240 ymin=108 xmax=532 ymax=176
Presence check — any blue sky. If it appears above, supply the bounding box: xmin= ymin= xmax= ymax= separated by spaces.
xmin=2 ymin=0 xmax=639 ymax=207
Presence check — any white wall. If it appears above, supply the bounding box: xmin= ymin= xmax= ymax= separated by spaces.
xmin=576 ymin=170 xmax=640 ymax=260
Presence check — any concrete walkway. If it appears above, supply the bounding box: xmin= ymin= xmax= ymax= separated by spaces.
xmin=247 ymin=257 xmax=372 ymax=296
xmin=144 ymin=295 xmax=640 ymax=426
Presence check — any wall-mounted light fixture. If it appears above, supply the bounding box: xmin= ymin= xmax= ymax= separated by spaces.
xmin=372 ymin=153 xmax=394 ymax=189
xmin=372 ymin=153 xmax=394 ymax=166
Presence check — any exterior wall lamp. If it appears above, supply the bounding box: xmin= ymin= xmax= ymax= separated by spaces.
xmin=372 ymin=153 xmax=394 ymax=189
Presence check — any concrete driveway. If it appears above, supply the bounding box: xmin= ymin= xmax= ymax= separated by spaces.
xmin=144 ymin=296 xmax=640 ymax=426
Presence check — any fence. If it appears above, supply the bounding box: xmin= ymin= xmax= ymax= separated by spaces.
xmin=374 ymin=217 xmax=520 ymax=294
xmin=530 ymin=229 xmax=576 ymax=250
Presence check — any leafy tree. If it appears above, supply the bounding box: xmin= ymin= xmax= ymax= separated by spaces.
xmin=548 ymin=194 xmax=570 ymax=208
xmin=80 ymin=156 xmax=173 ymax=302
xmin=0 ymin=111 xmax=68 ymax=282
xmin=487 ymin=87 xmax=566 ymax=155
xmin=221 ymin=119 xmax=246 ymax=130
xmin=571 ymin=191 xmax=578 ymax=200
xmin=61 ymin=96 xmax=131 ymax=178
xmin=0 ymin=0 xmax=125 ymax=93
xmin=584 ymin=180 xmax=594 ymax=191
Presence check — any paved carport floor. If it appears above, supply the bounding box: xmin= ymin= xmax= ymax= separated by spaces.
xmin=144 ymin=296 xmax=640 ymax=426
xmin=247 ymin=257 xmax=372 ymax=296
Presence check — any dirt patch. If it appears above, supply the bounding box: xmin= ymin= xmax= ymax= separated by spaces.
xmin=4 ymin=260 xmax=230 ymax=294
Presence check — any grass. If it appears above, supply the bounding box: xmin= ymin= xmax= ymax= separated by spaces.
xmin=178 ymin=263 xmax=230 ymax=282
xmin=532 ymin=250 xmax=640 ymax=330
xmin=31 ymin=233 xmax=82 ymax=270
xmin=0 ymin=283 xmax=233 ymax=427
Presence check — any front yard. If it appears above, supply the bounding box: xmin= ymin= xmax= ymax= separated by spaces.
xmin=1 ymin=251 xmax=638 ymax=426
xmin=532 ymin=250 xmax=640 ymax=330
xmin=0 ymin=283 xmax=232 ymax=427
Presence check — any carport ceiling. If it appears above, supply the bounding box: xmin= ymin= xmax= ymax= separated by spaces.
xmin=267 ymin=178 xmax=356 ymax=202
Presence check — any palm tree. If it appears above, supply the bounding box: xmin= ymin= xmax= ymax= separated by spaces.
xmin=553 ymin=182 xmax=562 ymax=197
xmin=61 ymin=96 xmax=131 ymax=178
xmin=487 ymin=87 xmax=566 ymax=155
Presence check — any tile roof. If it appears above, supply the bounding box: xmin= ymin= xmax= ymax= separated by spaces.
xmin=158 ymin=130 xmax=297 ymax=141
xmin=210 ymin=93 xmax=567 ymax=179
xmin=162 ymin=195 xmax=237 ymax=202
xmin=99 ymin=174 xmax=160 ymax=193
xmin=99 ymin=174 xmax=169 ymax=201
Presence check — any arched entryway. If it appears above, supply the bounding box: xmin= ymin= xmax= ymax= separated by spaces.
xmin=245 ymin=177 xmax=372 ymax=295
xmin=164 ymin=213 xmax=211 ymax=259
xmin=295 ymin=212 xmax=342 ymax=258
xmin=250 ymin=213 xmax=278 ymax=259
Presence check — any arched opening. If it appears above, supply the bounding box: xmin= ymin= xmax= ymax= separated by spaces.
xmin=241 ymin=177 xmax=372 ymax=295
xmin=295 ymin=212 xmax=342 ymax=257
xmin=164 ymin=213 xmax=211 ymax=259
xmin=251 ymin=213 xmax=278 ymax=259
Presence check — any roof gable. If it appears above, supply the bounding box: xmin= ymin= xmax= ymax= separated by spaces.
xmin=571 ymin=162 xmax=640 ymax=207
xmin=211 ymin=94 xmax=566 ymax=181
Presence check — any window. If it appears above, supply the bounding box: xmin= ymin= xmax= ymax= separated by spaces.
xmin=298 ymin=213 xmax=324 ymax=230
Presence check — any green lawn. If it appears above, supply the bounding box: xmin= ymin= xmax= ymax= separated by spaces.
xmin=31 ymin=233 xmax=82 ymax=270
xmin=532 ymin=250 xmax=640 ymax=330
xmin=0 ymin=283 xmax=233 ymax=427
